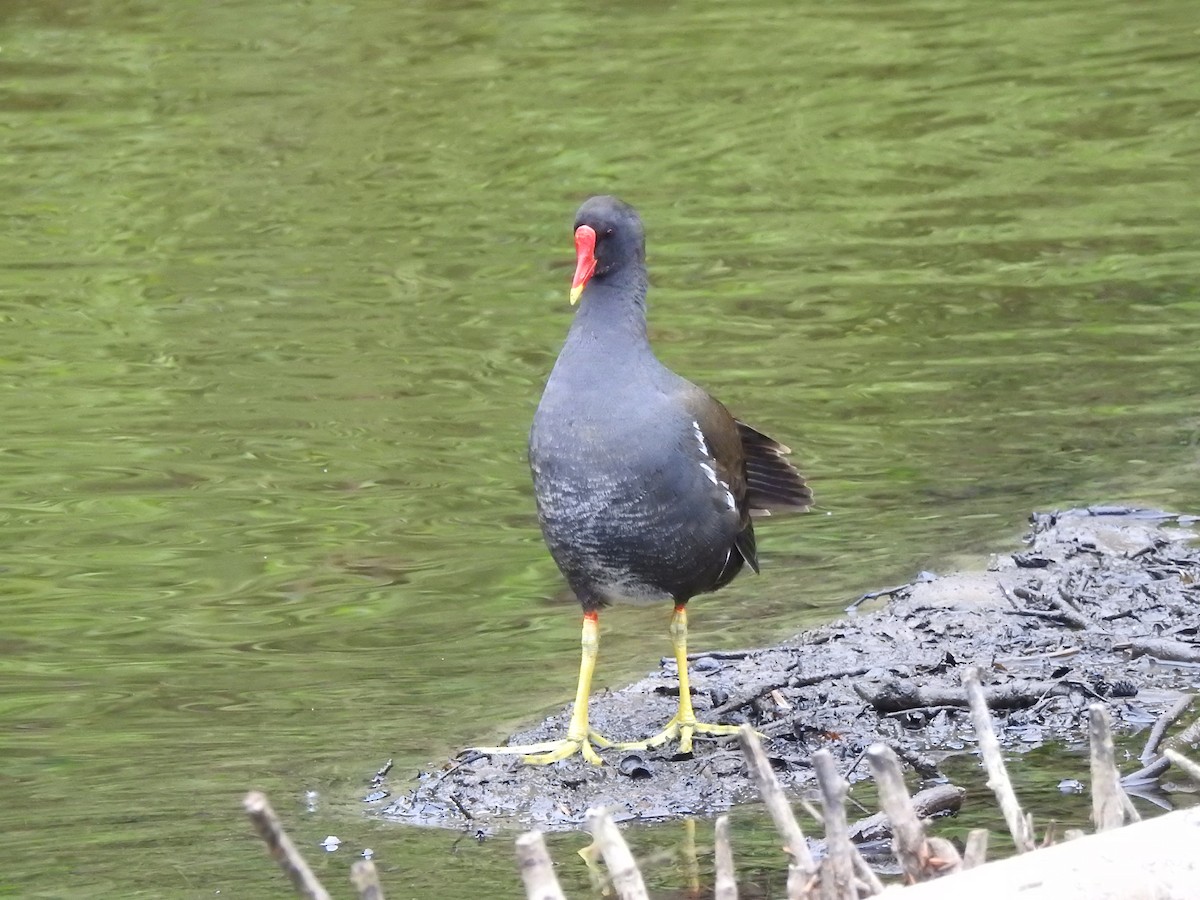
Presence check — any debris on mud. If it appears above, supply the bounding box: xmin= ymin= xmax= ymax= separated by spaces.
xmin=379 ymin=508 xmax=1199 ymax=830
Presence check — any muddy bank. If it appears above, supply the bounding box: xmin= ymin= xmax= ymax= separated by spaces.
xmin=378 ymin=508 xmax=1199 ymax=831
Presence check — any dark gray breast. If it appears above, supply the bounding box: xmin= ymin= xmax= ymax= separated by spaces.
xmin=529 ymin=364 xmax=747 ymax=609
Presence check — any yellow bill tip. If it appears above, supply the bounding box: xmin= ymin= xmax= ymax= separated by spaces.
xmin=569 ymin=284 xmax=583 ymax=305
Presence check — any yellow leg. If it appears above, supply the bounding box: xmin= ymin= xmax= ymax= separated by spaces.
xmin=618 ymin=605 xmax=741 ymax=753
xmin=469 ymin=612 xmax=610 ymax=765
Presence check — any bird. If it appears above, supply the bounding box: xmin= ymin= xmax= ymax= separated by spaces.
xmin=473 ymin=196 xmax=811 ymax=765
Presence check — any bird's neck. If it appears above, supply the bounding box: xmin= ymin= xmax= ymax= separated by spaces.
xmin=567 ymin=269 xmax=651 ymax=353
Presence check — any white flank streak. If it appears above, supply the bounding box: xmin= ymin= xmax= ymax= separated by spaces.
xmin=720 ymin=480 xmax=736 ymax=510
xmin=691 ymin=420 xmax=709 ymax=457
xmin=699 ymin=461 xmax=719 ymax=485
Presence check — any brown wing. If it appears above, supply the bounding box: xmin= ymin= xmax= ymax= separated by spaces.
xmin=680 ymin=386 xmax=758 ymax=573
xmin=736 ymin=420 xmax=813 ymax=515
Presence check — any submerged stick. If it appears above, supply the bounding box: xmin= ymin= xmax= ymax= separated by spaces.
xmin=515 ymin=831 xmax=566 ymax=900
xmin=738 ymin=725 xmax=817 ymax=899
xmin=713 ymin=816 xmax=738 ymax=900
xmin=813 ymin=750 xmax=856 ymax=899
xmin=350 ymin=859 xmax=386 ymax=900
xmin=962 ymin=668 xmax=1036 ymax=853
xmin=848 ymin=784 xmax=965 ymax=844
xmin=242 ymin=791 xmax=332 ymax=900
xmin=1088 ymin=704 xmax=1139 ymax=830
xmin=585 ymin=807 xmax=649 ymax=900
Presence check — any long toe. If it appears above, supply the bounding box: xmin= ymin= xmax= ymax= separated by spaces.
xmin=614 ymin=717 xmax=745 ymax=754
xmin=470 ymin=738 xmax=606 ymax=766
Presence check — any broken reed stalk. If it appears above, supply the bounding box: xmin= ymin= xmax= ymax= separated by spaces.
xmin=243 ymin=790 xmax=333 ymax=900
xmin=865 ymin=744 xmax=932 ymax=882
xmin=961 ymin=830 xmax=988 ymax=870
xmin=515 ymin=831 xmax=566 ymax=900
xmin=812 ymin=750 xmax=857 ymax=899
xmin=584 ymin=807 xmax=649 ymax=900
xmin=349 ymin=860 xmax=386 ymax=900
xmin=737 ymin=725 xmax=817 ymax=899
xmin=713 ymin=815 xmax=738 ymax=900
xmin=961 ymin=667 xmax=1036 ymax=853
xmin=1088 ymin=704 xmax=1139 ymax=830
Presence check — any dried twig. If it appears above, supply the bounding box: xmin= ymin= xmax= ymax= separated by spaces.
xmin=515 ymin=831 xmax=566 ymax=900
xmin=1088 ymin=704 xmax=1139 ymax=830
xmin=584 ymin=808 xmax=649 ymax=900
xmin=848 ymin=584 xmax=910 ymax=610
xmin=350 ymin=859 xmax=386 ymax=900
xmin=737 ymin=725 xmax=816 ymax=899
xmin=242 ymin=791 xmax=332 ymax=900
xmin=713 ymin=816 xmax=738 ymax=900
xmin=962 ymin=668 xmax=1036 ymax=853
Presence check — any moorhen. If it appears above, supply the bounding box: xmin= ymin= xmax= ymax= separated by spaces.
xmin=474 ymin=196 xmax=811 ymax=765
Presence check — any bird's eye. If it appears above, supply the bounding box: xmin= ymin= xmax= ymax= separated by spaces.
xmin=606 ymin=228 xmax=614 ymax=235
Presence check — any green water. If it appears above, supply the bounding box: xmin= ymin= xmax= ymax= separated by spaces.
xmin=2 ymin=0 xmax=1198 ymax=895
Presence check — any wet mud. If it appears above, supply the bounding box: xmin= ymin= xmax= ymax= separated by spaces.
xmin=378 ymin=508 xmax=1199 ymax=831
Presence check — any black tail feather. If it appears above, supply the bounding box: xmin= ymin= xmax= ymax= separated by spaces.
xmin=736 ymin=420 xmax=813 ymax=514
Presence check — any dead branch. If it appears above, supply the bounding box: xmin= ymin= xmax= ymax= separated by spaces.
xmin=865 ymin=745 xmax=960 ymax=881
xmin=350 ymin=860 xmax=385 ymax=900
xmin=961 ymin=830 xmax=988 ymax=869
xmin=515 ymin=831 xmax=565 ymax=900
xmin=813 ymin=750 xmax=857 ymax=899
xmin=1088 ymin=704 xmax=1139 ymax=830
xmin=242 ymin=791 xmax=332 ymax=900
xmin=584 ymin=808 xmax=649 ymax=900
xmin=737 ymin=725 xmax=817 ymax=899
xmin=962 ymin=668 xmax=1036 ymax=853
xmin=1118 ymin=638 xmax=1200 ymax=664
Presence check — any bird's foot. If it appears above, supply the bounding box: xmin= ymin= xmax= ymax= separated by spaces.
xmin=469 ymin=730 xmax=614 ymax=766
xmin=615 ymin=715 xmax=744 ymax=755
